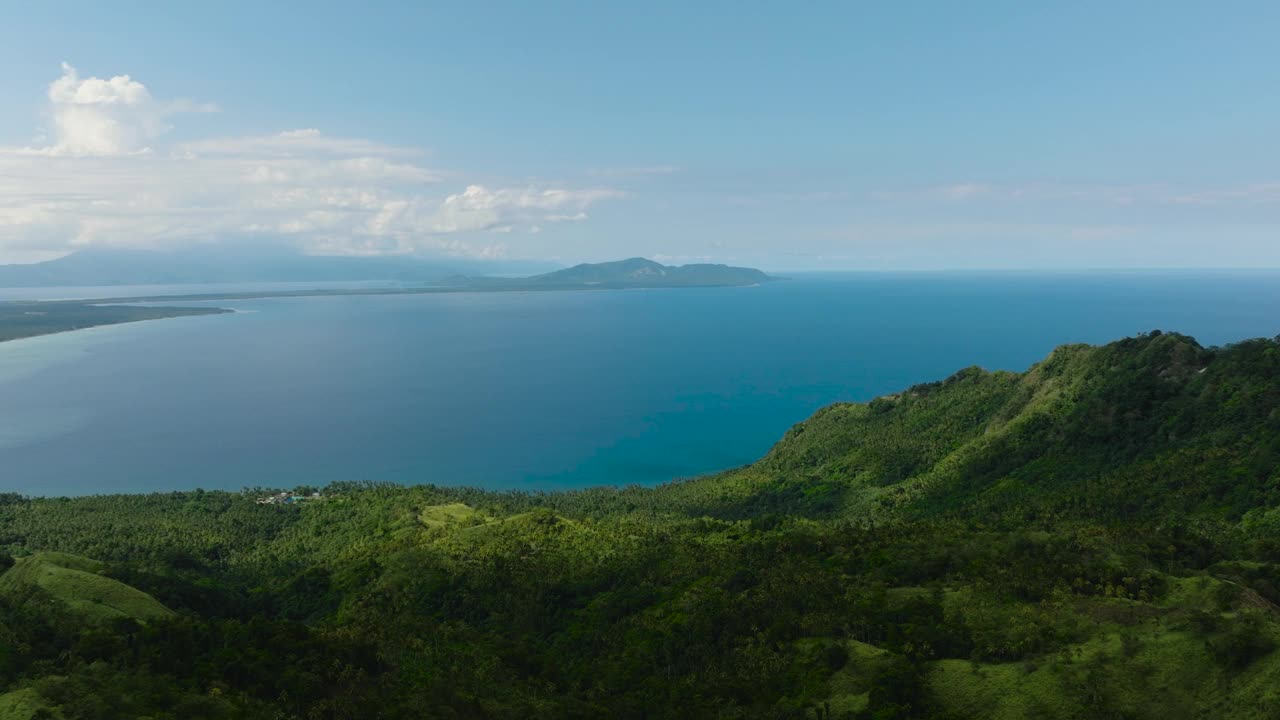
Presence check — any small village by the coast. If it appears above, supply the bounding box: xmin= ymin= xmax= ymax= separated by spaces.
xmin=255 ymin=491 xmax=323 ymax=505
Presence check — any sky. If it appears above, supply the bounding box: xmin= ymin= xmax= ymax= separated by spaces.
xmin=2 ymin=1 xmax=1279 ymax=270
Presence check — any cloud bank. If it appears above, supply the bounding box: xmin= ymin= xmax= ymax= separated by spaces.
xmin=0 ymin=65 xmax=621 ymax=262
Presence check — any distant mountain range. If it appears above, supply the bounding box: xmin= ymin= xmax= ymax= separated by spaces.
xmin=0 ymin=248 xmax=562 ymax=287
xmin=0 ymin=250 xmax=772 ymax=290
xmin=0 ymin=256 xmax=776 ymax=342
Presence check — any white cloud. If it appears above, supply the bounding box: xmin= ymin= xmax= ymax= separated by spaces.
xmin=1167 ymin=183 xmax=1280 ymax=206
xmin=900 ymin=180 xmax=1280 ymax=207
xmin=545 ymin=212 xmax=589 ymax=222
xmin=178 ymin=129 xmax=412 ymax=159
xmin=939 ymin=183 xmax=991 ymax=200
xmin=651 ymin=253 xmax=714 ymax=263
xmin=587 ymin=165 xmax=680 ymax=178
xmin=429 ymin=185 xmax=623 ymax=234
xmin=0 ymin=65 xmax=623 ymax=261
xmin=795 ymin=219 xmax=1280 ymax=270
xmin=31 ymin=63 xmax=214 ymax=157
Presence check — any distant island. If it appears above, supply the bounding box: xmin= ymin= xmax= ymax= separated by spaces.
xmin=517 ymin=257 xmax=772 ymax=287
xmin=0 ymin=257 xmax=775 ymax=343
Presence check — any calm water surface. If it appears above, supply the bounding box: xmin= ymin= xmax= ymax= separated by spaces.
xmin=1 ymin=272 xmax=1277 ymax=496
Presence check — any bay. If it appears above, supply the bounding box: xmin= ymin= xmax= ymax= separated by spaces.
xmin=1 ymin=271 xmax=1277 ymax=496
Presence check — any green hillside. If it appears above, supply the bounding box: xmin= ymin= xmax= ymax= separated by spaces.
xmin=0 ymin=331 xmax=1277 ymax=718
xmin=0 ymin=687 xmax=63 ymax=720
xmin=0 ymin=552 xmax=173 ymax=625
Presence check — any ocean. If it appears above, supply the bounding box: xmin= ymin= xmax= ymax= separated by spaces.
xmin=1 ymin=271 xmax=1277 ymax=496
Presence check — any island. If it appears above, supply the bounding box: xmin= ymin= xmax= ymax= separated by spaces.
xmin=0 ymin=258 xmax=775 ymax=343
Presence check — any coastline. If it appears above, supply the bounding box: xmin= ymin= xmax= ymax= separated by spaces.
xmin=0 ymin=305 xmax=232 ymax=345
xmin=0 ymin=279 xmax=771 ymax=344
xmin=59 ymin=278 xmax=774 ymax=305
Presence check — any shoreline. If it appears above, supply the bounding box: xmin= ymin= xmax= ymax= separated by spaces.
xmin=60 ymin=278 xmax=774 ymax=305
xmin=0 ymin=280 xmax=771 ymax=344
xmin=0 ymin=306 xmax=232 ymax=345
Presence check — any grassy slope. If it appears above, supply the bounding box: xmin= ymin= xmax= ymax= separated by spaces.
xmin=757 ymin=332 xmax=1280 ymax=716
xmin=0 ymin=687 xmax=63 ymax=720
xmin=0 ymin=552 xmax=172 ymax=624
xmin=927 ymin=617 xmax=1280 ymax=719
xmin=747 ymin=332 xmax=1279 ymax=525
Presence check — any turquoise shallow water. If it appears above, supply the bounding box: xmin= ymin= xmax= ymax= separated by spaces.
xmin=1 ymin=271 xmax=1277 ymax=496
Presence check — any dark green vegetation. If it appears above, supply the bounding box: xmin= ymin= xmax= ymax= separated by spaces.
xmin=0 ymin=302 xmax=229 ymax=343
xmin=1 ymin=330 xmax=1278 ymax=718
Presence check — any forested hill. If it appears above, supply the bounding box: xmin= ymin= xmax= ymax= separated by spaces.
xmin=1 ymin=331 xmax=1279 ymax=719
xmin=525 ymin=257 xmax=773 ymax=286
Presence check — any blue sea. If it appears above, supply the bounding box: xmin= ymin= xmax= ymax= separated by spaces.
xmin=1 ymin=272 xmax=1277 ymax=497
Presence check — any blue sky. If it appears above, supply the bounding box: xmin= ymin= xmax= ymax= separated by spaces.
xmin=2 ymin=1 xmax=1279 ymax=269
